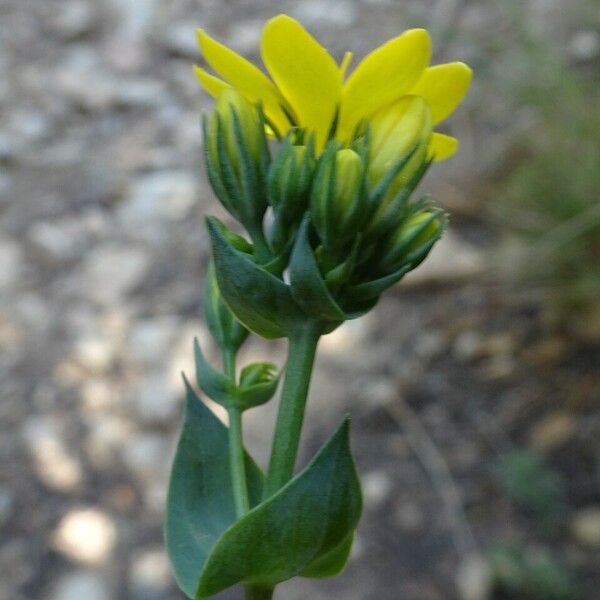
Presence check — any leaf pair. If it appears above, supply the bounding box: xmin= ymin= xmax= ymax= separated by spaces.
xmin=165 ymin=381 xmax=362 ymax=598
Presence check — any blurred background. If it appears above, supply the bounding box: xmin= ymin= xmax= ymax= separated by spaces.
xmin=0 ymin=0 xmax=598 ymax=598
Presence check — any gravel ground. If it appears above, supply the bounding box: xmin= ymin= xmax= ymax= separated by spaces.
xmin=1 ymin=1 xmax=599 ymax=599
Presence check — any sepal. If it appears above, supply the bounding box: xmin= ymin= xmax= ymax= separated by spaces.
xmin=207 ymin=216 xmax=302 ymax=339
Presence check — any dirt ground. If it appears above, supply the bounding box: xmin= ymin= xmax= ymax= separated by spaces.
xmin=1 ymin=0 xmax=598 ymax=599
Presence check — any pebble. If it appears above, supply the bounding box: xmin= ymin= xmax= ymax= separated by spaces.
xmin=131 ymin=374 xmax=180 ymax=426
xmin=128 ymin=548 xmax=172 ymax=598
xmin=529 ymin=412 xmax=577 ymax=452
xmin=79 ymin=243 xmax=151 ymax=305
xmin=292 ymin=0 xmax=359 ymax=28
xmin=21 ymin=415 xmax=83 ymax=492
xmin=0 ymin=240 xmax=23 ymax=292
xmin=50 ymin=1 xmax=96 ymax=41
xmin=362 ymin=470 xmax=392 ymax=508
xmin=456 ymin=554 xmax=493 ymax=600
xmin=118 ymin=170 xmax=196 ymax=233
xmin=52 ymin=508 xmax=117 ymax=565
xmin=129 ymin=316 xmax=181 ymax=367
xmin=49 ymin=570 xmax=111 ymax=600
xmin=571 ymin=506 xmax=600 ymax=548
xmin=122 ymin=433 xmax=171 ymax=481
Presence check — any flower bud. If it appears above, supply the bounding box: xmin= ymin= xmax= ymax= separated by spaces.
xmin=368 ymin=95 xmax=432 ymax=203
xmin=378 ymin=209 xmax=443 ymax=273
xmin=267 ymin=140 xmax=315 ymax=251
xmin=310 ymin=146 xmax=367 ymax=252
xmin=203 ymin=262 xmax=249 ymax=352
xmin=203 ymin=89 xmax=269 ymax=229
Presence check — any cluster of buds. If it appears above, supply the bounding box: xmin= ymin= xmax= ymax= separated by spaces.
xmin=203 ymin=88 xmax=445 ymax=325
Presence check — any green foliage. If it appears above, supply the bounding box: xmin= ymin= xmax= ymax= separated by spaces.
xmin=165 ymin=382 xmax=361 ymax=599
xmin=497 ymin=450 xmax=566 ymax=531
xmin=196 ymin=418 xmax=361 ymax=597
xmin=164 ymin=379 xmax=264 ymax=598
xmin=488 ymin=544 xmax=580 ymax=600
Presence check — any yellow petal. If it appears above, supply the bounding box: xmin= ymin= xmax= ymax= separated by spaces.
xmin=428 ymin=133 xmax=459 ymax=161
xmin=410 ymin=62 xmax=472 ymax=124
xmin=193 ymin=65 xmax=230 ymax=97
xmin=196 ymin=29 xmax=290 ymax=136
xmin=338 ymin=29 xmax=431 ymax=141
xmin=261 ymin=14 xmax=342 ymax=149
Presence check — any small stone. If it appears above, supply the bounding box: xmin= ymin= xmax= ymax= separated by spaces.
xmin=122 ymin=434 xmax=170 ymax=481
xmin=128 ymin=548 xmax=171 ymax=598
xmin=571 ymin=507 xmax=600 ymax=548
xmin=569 ymin=30 xmax=600 ymax=61
xmin=362 ymin=470 xmax=392 ymax=508
xmin=52 ymin=508 xmax=117 ymax=565
xmin=51 ymin=1 xmax=95 ymax=41
xmin=114 ymin=79 xmax=169 ymax=109
xmin=129 ymin=317 xmax=180 ymax=367
xmin=132 ymin=374 xmax=180 ymax=426
xmin=225 ymin=20 xmax=263 ymax=55
xmin=456 ymin=554 xmax=493 ymax=600
xmin=79 ymin=243 xmax=151 ymax=305
xmin=453 ymin=330 xmax=484 ymax=361
xmin=162 ymin=22 xmax=199 ymax=57
xmin=395 ymin=501 xmax=425 ymax=533
xmin=0 ymin=240 xmax=23 ymax=292
xmin=21 ymin=416 xmax=83 ymax=492
xmin=292 ymin=0 xmax=359 ymax=28
xmin=49 ymin=570 xmax=111 ymax=600
xmin=74 ymin=335 xmax=116 ymax=374
xmin=529 ymin=412 xmax=577 ymax=452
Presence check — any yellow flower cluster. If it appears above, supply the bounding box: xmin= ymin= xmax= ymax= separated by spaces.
xmin=194 ymin=14 xmax=471 ymax=162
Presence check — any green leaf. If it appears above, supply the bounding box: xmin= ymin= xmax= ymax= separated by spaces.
xmin=165 ymin=377 xmax=264 ymax=599
xmin=207 ymin=217 xmax=302 ymax=339
xmin=300 ymin=532 xmax=354 ymax=578
xmin=195 ymin=417 xmax=362 ymax=598
xmin=194 ymin=338 xmax=236 ymax=407
xmin=288 ymin=216 xmax=347 ymax=322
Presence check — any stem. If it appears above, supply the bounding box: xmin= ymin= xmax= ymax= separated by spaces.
xmin=223 ymin=348 xmax=250 ymax=518
xmin=247 ymin=222 xmax=271 ymax=264
xmin=263 ymin=321 xmax=321 ymax=498
xmin=245 ymin=584 xmax=274 ymax=600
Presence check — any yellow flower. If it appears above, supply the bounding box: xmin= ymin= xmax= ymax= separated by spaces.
xmin=193 ymin=14 xmax=471 ymax=158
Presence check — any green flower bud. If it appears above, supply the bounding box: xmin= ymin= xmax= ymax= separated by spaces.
xmin=378 ymin=209 xmax=444 ymax=273
xmin=310 ymin=145 xmax=367 ymax=253
xmin=267 ymin=139 xmax=315 ymax=252
xmin=203 ymin=262 xmax=249 ymax=353
xmin=203 ymin=89 xmax=270 ymax=230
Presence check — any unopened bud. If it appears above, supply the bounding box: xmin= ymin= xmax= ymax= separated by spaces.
xmin=268 ymin=140 xmax=315 ymax=251
xmin=203 ymin=89 xmax=269 ymax=229
xmin=379 ymin=209 xmax=443 ymax=272
xmin=310 ymin=146 xmax=367 ymax=252
xmin=368 ymin=96 xmax=432 ymax=204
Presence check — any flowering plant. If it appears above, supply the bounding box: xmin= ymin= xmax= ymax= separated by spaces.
xmin=165 ymin=14 xmax=471 ymax=600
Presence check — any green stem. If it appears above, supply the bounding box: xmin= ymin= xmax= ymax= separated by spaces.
xmin=245 ymin=584 xmax=274 ymax=600
xmin=247 ymin=222 xmax=271 ymax=264
xmin=223 ymin=348 xmax=249 ymax=518
xmin=263 ymin=321 xmax=322 ymax=498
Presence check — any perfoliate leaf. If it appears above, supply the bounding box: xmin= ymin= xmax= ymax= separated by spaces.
xmin=164 ymin=378 xmax=264 ymax=599
xmin=195 ymin=417 xmax=362 ymax=598
xmin=300 ymin=533 xmax=355 ymax=579
xmin=207 ymin=217 xmax=302 ymax=339
xmin=193 ymin=339 xmax=236 ymax=407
